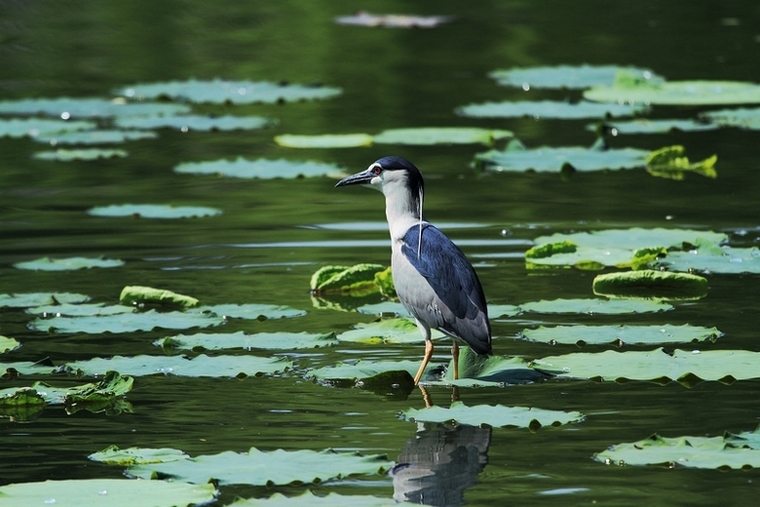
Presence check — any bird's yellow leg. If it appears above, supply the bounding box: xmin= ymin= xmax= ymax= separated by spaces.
xmin=413 ymin=340 xmax=434 ymax=385
xmin=419 ymin=385 xmax=433 ymax=408
xmin=451 ymin=341 xmax=460 ymax=380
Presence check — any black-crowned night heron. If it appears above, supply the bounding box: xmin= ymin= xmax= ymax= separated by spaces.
xmin=335 ymin=156 xmax=492 ymax=384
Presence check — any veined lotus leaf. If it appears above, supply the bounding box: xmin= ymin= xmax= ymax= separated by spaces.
xmin=456 ymin=100 xmax=647 ymax=119
xmin=87 ymin=204 xmax=222 ymax=219
xmin=311 ymin=264 xmax=387 ymax=295
xmin=89 ymin=445 xmax=190 ymax=465
xmin=403 ymin=401 xmax=584 ymax=429
xmin=156 ymin=331 xmax=337 ymax=351
xmin=373 ymin=127 xmax=513 ymax=146
xmin=275 ymin=133 xmax=373 ymax=148
xmin=592 ymin=270 xmax=708 ymax=299
xmin=589 ymin=119 xmax=718 ymax=135
xmin=0 ymin=479 xmax=215 ymax=507
xmin=489 ymin=65 xmax=664 ymax=89
xmin=645 ymin=145 xmax=717 ymax=180
xmin=519 ymin=298 xmax=673 ymax=314
xmin=0 ymin=118 xmax=96 ymax=138
xmin=5 ymin=371 xmax=134 ymax=405
xmin=334 ymin=12 xmax=452 ymax=28
xmin=0 ymin=292 xmax=89 ymax=308
xmin=29 ymin=309 xmax=224 ymax=334
xmin=0 ymin=97 xmax=191 ymax=117
xmin=701 ymin=107 xmax=760 ymax=129
xmin=596 ymin=431 xmax=760 ymax=469
xmin=337 ymin=318 xmax=444 ymax=344
xmin=26 ymin=303 xmax=134 ymax=317
xmin=34 ymin=148 xmax=128 ymax=161
xmin=532 ymin=348 xmax=760 ymax=385
xmin=117 ymin=79 xmax=342 ymax=104
xmin=475 ymin=143 xmax=649 ymax=173
xmin=229 ymin=490 xmax=409 ymax=507
xmin=119 ymin=285 xmax=198 ymax=308
xmin=14 ymin=256 xmax=124 ymax=271
xmin=126 ymin=447 xmax=392 ymax=486
xmin=33 ymin=129 xmax=157 ymax=145
xmin=67 ymin=354 xmax=292 ymax=378
xmin=174 ymin=157 xmax=342 ymax=179
xmin=116 ymin=114 xmax=272 ymax=131
xmin=521 ymin=324 xmax=721 ymax=346
xmin=652 ymin=246 xmax=760 ymax=274
xmin=585 ymin=76 xmax=760 ymax=106
xmin=1 ymin=335 xmax=21 ymax=353
xmin=198 ymin=304 xmax=306 ymax=320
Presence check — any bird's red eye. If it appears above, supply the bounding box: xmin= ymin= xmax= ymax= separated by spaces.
xmin=371 ymin=165 xmax=382 ymax=175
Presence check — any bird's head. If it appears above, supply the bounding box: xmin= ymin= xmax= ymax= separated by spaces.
xmin=335 ymin=156 xmax=424 ymax=201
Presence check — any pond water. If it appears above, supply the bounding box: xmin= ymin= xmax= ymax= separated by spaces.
xmin=2 ymin=1 xmax=760 ymax=505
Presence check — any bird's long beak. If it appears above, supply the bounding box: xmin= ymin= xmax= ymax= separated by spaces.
xmin=335 ymin=168 xmax=375 ymax=188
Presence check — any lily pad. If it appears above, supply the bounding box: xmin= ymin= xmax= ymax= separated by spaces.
xmin=198 ymin=303 xmax=306 ymax=320
xmin=489 ymin=65 xmax=664 ymax=89
xmin=125 ymin=447 xmax=392 ymax=486
xmin=592 ymin=270 xmax=709 ymax=299
xmin=0 ymin=335 xmax=21 ymax=353
xmin=596 ymin=431 xmax=760 ymax=469
xmin=1 ymin=371 xmax=134 ymax=406
xmin=310 ymin=264 xmax=387 ymax=296
xmin=307 ymin=360 xmax=422 ymax=382
xmin=229 ymin=490 xmax=406 ymax=507
xmin=589 ymin=119 xmax=718 ymax=135
xmin=520 ymin=324 xmax=721 ymax=346
xmin=26 ymin=303 xmax=134 ymax=317
xmin=0 ymin=292 xmax=89 ymax=308
xmin=402 ymin=401 xmax=584 ymax=429
xmin=117 ymin=79 xmax=342 ymax=104
xmin=488 ymin=304 xmax=522 ymax=318
xmin=532 ymin=348 xmax=760 ymax=385
xmin=116 ymin=114 xmax=272 ymax=131
xmin=645 ymin=145 xmax=717 ymax=180
xmin=373 ymin=127 xmax=513 ymax=146
xmin=87 ymin=204 xmax=222 ymax=219
xmin=119 ymin=285 xmax=199 ymax=308
xmin=0 ymin=361 xmax=57 ymax=376
xmin=652 ymin=246 xmax=760 ymax=274
xmin=14 ymin=256 xmax=124 ymax=271
xmin=67 ymin=354 xmax=291 ymax=378
xmin=89 ymin=445 xmax=190 ymax=465
xmin=34 ymin=148 xmax=128 ymax=161
xmin=0 ymin=118 xmax=96 ymax=138
xmin=156 ymin=331 xmax=338 ymax=351
xmin=336 ymin=318 xmax=444 ymax=344
xmin=29 ymin=309 xmax=224 ymax=334
xmin=701 ymin=107 xmax=760 ymax=130
xmin=0 ymin=97 xmax=191 ymax=118
xmin=0 ymin=478 xmax=215 ymax=507
xmin=519 ymin=298 xmax=673 ymax=314
xmin=275 ymin=133 xmax=373 ymax=148
xmin=34 ymin=129 xmax=157 ymax=145
xmin=456 ymin=100 xmax=647 ymax=119
xmin=174 ymin=157 xmax=342 ymax=179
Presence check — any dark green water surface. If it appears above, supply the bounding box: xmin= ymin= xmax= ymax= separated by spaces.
xmin=2 ymin=1 xmax=760 ymax=505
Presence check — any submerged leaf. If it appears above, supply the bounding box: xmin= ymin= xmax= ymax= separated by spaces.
xmin=457 ymin=100 xmax=647 ymax=119
xmin=14 ymin=256 xmax=124 ymax=271
xmin=175 ymin=157 xmax=342 ymax=179
xmin=489 ymin=65 xmax=664 ymax=89
xmin=87 ymin=203 xmax=222 ymax=219
xmin=119 ymin=285 xmax=199 ymax=308
xmin=521 ymin=324 xmax=721 ymax=346
xmin=275 ymin=133 xmax=373 ymax=148
xmin=402 ymin=401 xmax=584 ymax=428
xmin=592 ymin=270 xmax=708 ymax=299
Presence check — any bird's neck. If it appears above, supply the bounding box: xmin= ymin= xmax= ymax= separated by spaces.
xmin=384 ymin=192 xmax=425 ymax=240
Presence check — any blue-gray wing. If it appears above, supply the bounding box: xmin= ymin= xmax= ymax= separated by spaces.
xmin=401 ymin=224 xmax=491 ymax=354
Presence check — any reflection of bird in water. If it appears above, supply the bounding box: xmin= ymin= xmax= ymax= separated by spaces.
xmin=392 ymin=421 xmax=492 ymax=506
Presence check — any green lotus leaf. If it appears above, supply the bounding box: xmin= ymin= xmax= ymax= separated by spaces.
xmin=373 ymin=127 xmax=513 ymax=146
xmin=519 ymin=298 xmax=673 ymax=314
xmin=489 ymin=65 xmax=664 ymax=89
xmin=0 ymin=97 xmax=191 ymax=117
xmin=402 ymin=401 xmax=584 ymax=429
xmin=14 ymin=256 xmax=124 ymax=271
xmin=5 ymin=371 xmax=134 ymax=406
xmin=0 ymin=118 xmax=96 ymax=138
xmin=653 ymin=246 xmax=760 ymax=274
xmin=521 ymin=324 xmax=721 ymax=346
xmin=0 ymin=387 xmax=45 ymax=407
xmin=275 ymin=133 xmax=373 ymax=148
xmin=87 ymin=204 xmax=222 ymax=219
xmin=373 ymin=267 xmax=396 ymax=298
xmin=307 ymin=360 xmax=422 ymax=382
xmin=0 ymin=292 xmax=89 ymax=308
xmin=67 ymin=354 xmax=291 ymax=378
xmin=596 ymin=431 xmax=760 ymax=469
xmin=487 ymin=304 xmax=521 ymax=318
xmin=532 ymin=348 xmax=760 ymax=385
xmin=116 ymin=114 xmax=272 ymax=131
xmin=156 ymin=331 xmax=337 ymax=351
xmin=197 ymin=303 xmax=306 ymax=320
xmin=536 ymin=228 xmax=727 ymax=251
xmin=29 ymin=309 xmax=224 ymax=334
xmin=585 ymin=74 xmax=760 ymax=105
xmin=0 ymin=361 xmax=57 ymax=376
xmin=1 ymin=335 xmax=21 ymax=353
xmin=701 ymin=107 xmax=760 ymax=129
xmin=457 ymin=100 xmax=647 ymax=119
xmin=592 ymin=270 xmax=708 ymax=299
xmin=336 ymin=318 xmax=444 ymax=344
xmin=311 ymin=263 xmax=387 ymax=295
xmin=589 ymin=119 xmax=718 ymax=134
xmin=34 ymin=148 xmax=128 ymax=161
xmin=0 ymin=479 xmax=215 ymax=507
xmin=89 ymin=445 xmax=190 ymax=465
xmin=26 ymin=303 xmax=134 ymax=317
xmin=434 ymin=348 xmax=543 ymax=386
xmin=119 ymin=285 xmax=199 ymax=308
xmin=117 ymin=79 xmax=342 ymax=104
xmin=645 ymin=145 xmax=717 ymax=180
xmin=229 ymin=490 xmax=407 ymax=507
xmin=33 ymin=129 xmax=157 ymax=145
xmin=175 ymin=157 xmax=342 ymax=179
xmin=126 ymin=447 xmax=391 ymax=486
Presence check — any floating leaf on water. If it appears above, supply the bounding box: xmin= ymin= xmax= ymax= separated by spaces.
xmin=0 ymin=387 xmax=45 ymax=418
xmin=87 ymin=203 xmax=222 ymax=219
xmin=126 ymin=447 xmax=392 ymax=486
xmin=0 ymin=292 xmax=89 ymax=308
xmin=475 ymin=143 xmax=649 ymax=173
xmin=14 ymin=256 xmax=125 ymax=271
xmin=456 ymin=100 xmax=647 ymax=119
xmin=488 ymin=304 xmax=521 ymax=318
xmin=592 ymin=270 xmax=708 ymax=299
xmin=589 ymin=119 xmax=718 ymax=135
xmin=5 ymin=371 xmax=135 ymax=406
xmin=645 ymin=145 xmax=717 ymax=180
xmin=228 ymin=490 xmax=406 ymax=507
xmin=701 ymin=107 xmax=760 ymax=130
xmin=67 ymin=354 xmax=292 ymax=378
xmin=310 ymin=264 xmax=387 ymax=296
xmin=402 ymin=401 xmax=584 ymax=429
xmin=336 ymin=318 xmax=444 ymax=345
xmin=174 ymin=157 xmax=342 ymax=179
xmin=89 ymin=445 xmax=190 ymax=465
xmin=0 ymin=97 xmax=191 ymax=118
xmin=29 ymin=309 xmax=224 ymax=334
xmin=197 ymin=303 xmax=306 ymax=320
xmin=33 ymin=129 xmax=157 ymax=145
xmin=117 ymin=79 xmax=342 ymax=104
xmin=373 ymin=127 xmax=513 ymax=146
xmin=26 ymin=303 xmax=134 ymax=317
xmin=33 ymin=148 xmax=128 ymax=161
xmin=307 ymin=359 xmax=422 ymax=382
xmin=521 ymin=324 xmax=721 ymax=346
xmin=335 ymin=12 xmax=453 ymax=28
xmin=0 ymin=479 xmax=216 ymax=507
xmin=0 ymin=118 xmax=96 ymax=138
xmin=519 ymin=298 xmax=672 ymax=314
xmin=116 ymin=114 xmax=273 ymax=131
xmin=652 ymin=246 xmax=760 ymax=274
xmin=156 ymin=331 xmax=337 ymax=351
xmin=0 ymin=336 xmax=21 ymax=353
xmin=0 ymin=361 xmax=57 ymax=376
xmin=595 ymin=431 xmax=760 ymax=469
xmin=119 ymin=285 xmax=199 ymax=308
xmin=275 ymin=133 xmax=374 ymax=148
xmin=489 ymin=65 xmax=664 ymax=89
